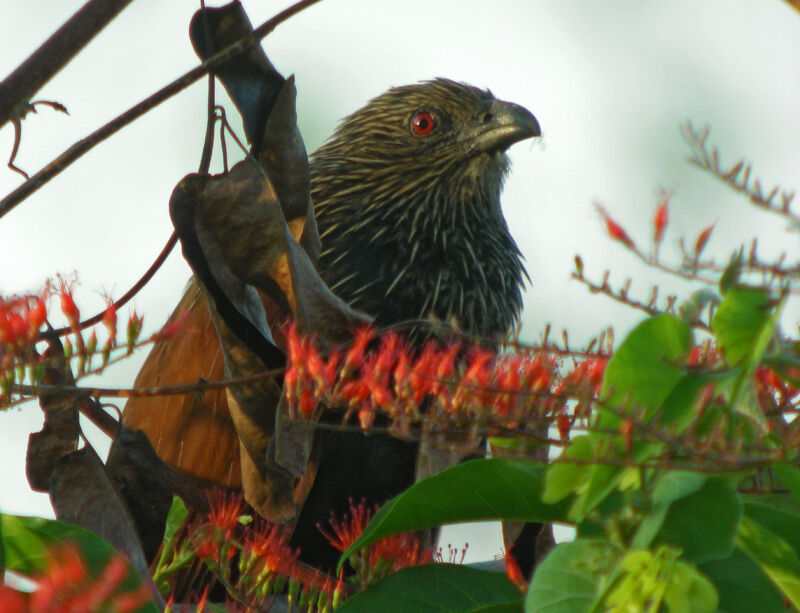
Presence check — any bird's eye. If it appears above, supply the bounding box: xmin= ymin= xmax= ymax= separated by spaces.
xmin=411 ymin=111 xmax=435 ymax=136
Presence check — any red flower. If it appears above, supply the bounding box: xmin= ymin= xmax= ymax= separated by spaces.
xmin=504 ymin=551 xmax=526 ymax=591
xmin=207 ymin=491 xmax=244 ymax=539
xmin=694 ymin=223 xmax=714 ymax=258
xmin=557 ymin=411 xmax=572 ymax=441
xmin=595 ymin=204 xmax=635 ymax=249
xmin=320 ymin=500 xmax=372 ymax=554
xmin=653 ymin=199 xmax=669 ymax=245
xmin=59 ymin=281 xmax=80 ymax=330
xmin=101 ymin=296 xmax=117 ymax=346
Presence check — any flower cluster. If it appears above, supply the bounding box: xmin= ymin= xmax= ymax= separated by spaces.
xmin=284 ymin=323 xmax=569 ymax=438
xmin=320 ymin=499 xmax=433 ymax=590
xmin=0 ymin=543 xmax=151 ymax=613
xmin=0 ymin=289 xmax=49 ymax=403
xmin=171 ymin=491 xmax=343 ymax=612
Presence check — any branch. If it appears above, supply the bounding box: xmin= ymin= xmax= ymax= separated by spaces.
xmin=0 ymin=0 xmax=324 ymax=221
xmin=682 ymin=121 xmax=800 ymax=227
xmin=0 ymin=0 xmax=134 ymax=129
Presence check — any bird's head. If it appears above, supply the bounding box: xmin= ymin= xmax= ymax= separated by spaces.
xmin=311 ymin=79 xmax=539 ymax=208
xmin=310 ymin=79 xmax=540 ymax=336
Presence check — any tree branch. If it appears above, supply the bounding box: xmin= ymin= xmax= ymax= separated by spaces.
xmin=0 ymin=0 xmax=323 ymax=221
xmin=0 ymin=0 xmax=134 ymax=129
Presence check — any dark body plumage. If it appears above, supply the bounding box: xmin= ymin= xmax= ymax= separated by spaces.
xmin=290 ymin=79 xmax=540 ymax=570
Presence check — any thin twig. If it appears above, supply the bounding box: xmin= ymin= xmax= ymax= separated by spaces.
xmin=0 ymin=0 xmax=324 ymax=220
xmin=0 ymin=0 xmax=134 ymax=129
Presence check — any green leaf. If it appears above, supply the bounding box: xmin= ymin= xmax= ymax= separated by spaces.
xmin=163 ymin=496 xmax=188 ymax=543
xmin=2 ymin=514 xmax=119 ymax=576
xmin=0 ymin=512 xmax=4 ymax=576
xmin=647 ymin=477 xmax=741 ymax=564
xmin=339 ymin=459 xmax=570 ymax=568
xmin=543 ymin=436 xmax=594 ymax=504
xmin=700 ymin=548 xmax=785 ymax=613
xmin=632 ymin=471 xmax=706 ymax=550
xmin=658 ymin=372 xmax=733 ymax=432
xmin=337 ymin=564 xmax=523 ymax=613
xmin=744 ymin=501 xmax=800 ymax=560
xmin=599 ymin=314 xmax=692 ymax=422
xmin=736 ymin=514 xmax=800 ymax=608
xmin=526 ymin=539 xmax=615 ymax=613
xmin=719 ymin=248 xmax=743 ymax=294
xmin=570 ymin=315 xmax=692 ymax=520
xmin=773 ymin=464 xmax=800 ymax=505
xmin=1 ymin=514 xmax=158 ymax=612
xmin=711 ymin=286 xmax=772 ymax=367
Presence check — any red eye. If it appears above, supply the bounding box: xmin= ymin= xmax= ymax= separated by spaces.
xmin=411 ymin=111 xmax=435 ymax=136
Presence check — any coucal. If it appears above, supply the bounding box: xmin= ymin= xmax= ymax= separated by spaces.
xmin=123 ymin=78 xmax=540 ymax=572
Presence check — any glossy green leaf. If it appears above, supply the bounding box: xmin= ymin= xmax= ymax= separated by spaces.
xmin=700 ymin=548 xmax=785 ymax=613
xmin=647 ymin=477 xmax=741 ymax=564
xmin=543 ymin=436 xmax=594 ymax=504
xmin=736 ymin=514 xmax=800 ymax=608
xmin=744 ymin=501 xmax=800 ymax=560
xmin=526 ymin=539 xmax=615 ymax=613
xmin=1 ymin=514 xmax=157 ymax=611
xmin=632 ymin=471 xmax=706 ymax=550
xmin=712 ymin=286 xmax=782 ymax=420
xmin=773 ymin=464 xmax=800 ymax=505
xmin=163 ymin=496 xmax=188 ymax=543
xmin=658 ymin=372 xmax=733 ymax=432
xmin=0 ymin=512 xmax=4 ymax=576
xmin=340 ymin=459 xmax=570 ymax=568
xmin=711 ymin=286 xmax=771 ymax=367
xmin=337 ymin=564 xmax=523 ymax=613
xmin=572 ymin=315 xmax=692 ymax=520
xmin=599 ymin=313 xmax=692 ymax=423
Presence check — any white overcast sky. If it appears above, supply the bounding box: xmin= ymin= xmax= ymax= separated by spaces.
xmin=1 ymin=1 xmax=799 ymax=562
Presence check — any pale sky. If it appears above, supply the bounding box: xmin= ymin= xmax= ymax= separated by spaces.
xmin=1 ymin=0 xmax=799 ymax=562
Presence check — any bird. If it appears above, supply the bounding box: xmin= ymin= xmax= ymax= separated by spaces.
xmin=123 ymin=78 xmax=541 ymax=573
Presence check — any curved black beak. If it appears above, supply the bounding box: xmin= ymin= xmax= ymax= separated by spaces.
xmin=469 ymin=99 xmax=541 ymax=154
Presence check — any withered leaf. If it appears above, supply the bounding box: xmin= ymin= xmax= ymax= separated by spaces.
xmin=50 ymin=445 xmax=155 ymax=597
xmin=27 ymin=334 xmax=79 ymax=492
xmin=105 ymin=428 xmax=174 ymax=562
xmin=189 ymin=1 xmax=284 ymax=156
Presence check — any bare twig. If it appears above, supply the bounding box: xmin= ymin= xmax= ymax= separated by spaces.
xmin=0 ymin=0 xmax=324 ymax=220
xmin=0 ymin=0 xmax=134 ymax=129
xmin=683 ymin=121 xmax=800 ymax=227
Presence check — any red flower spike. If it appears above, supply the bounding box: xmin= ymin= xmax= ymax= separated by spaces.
xmin=299 ymin=387 xmax=315 ymax=417
xmin=343 ymin=326 xmax=376 ymax=374
xmin=620 ymin=419 xmax=634 ymax=456
xmin=653 ymin=200 xmax=669 ymax=244
xmin=305 ymin=339 xmax=326 ymax=388
xmin=207 ymin=491 xmax=244 ymax=539
xmin=358 ymin=405 xmax=376 ymax=430
xmin=324 ymin=349 xmax=341 ymax=389
xmin=557 ymin=411 xmax=572 ymax=441
xmin=59 ymin=280 xmax=80 ymax=329
xmin=504 ymin=551 xmax=527 ymax=591
xmin=193 ymin=528 xmax=221 ymax=562
xmin=320 ymin=500 xmax=372 ymax=553
xmin=27 ymin=294 xmax=48 ymax=340
xmin=694 ymin=223 xmax=715 ymax=258
xmin=605 ymin=217 xmax=635 ymax=249
xmin=102 ymin=297 xmax=117 ymax=346
xmin=596 ymin=205 xmax=635 ymax=249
